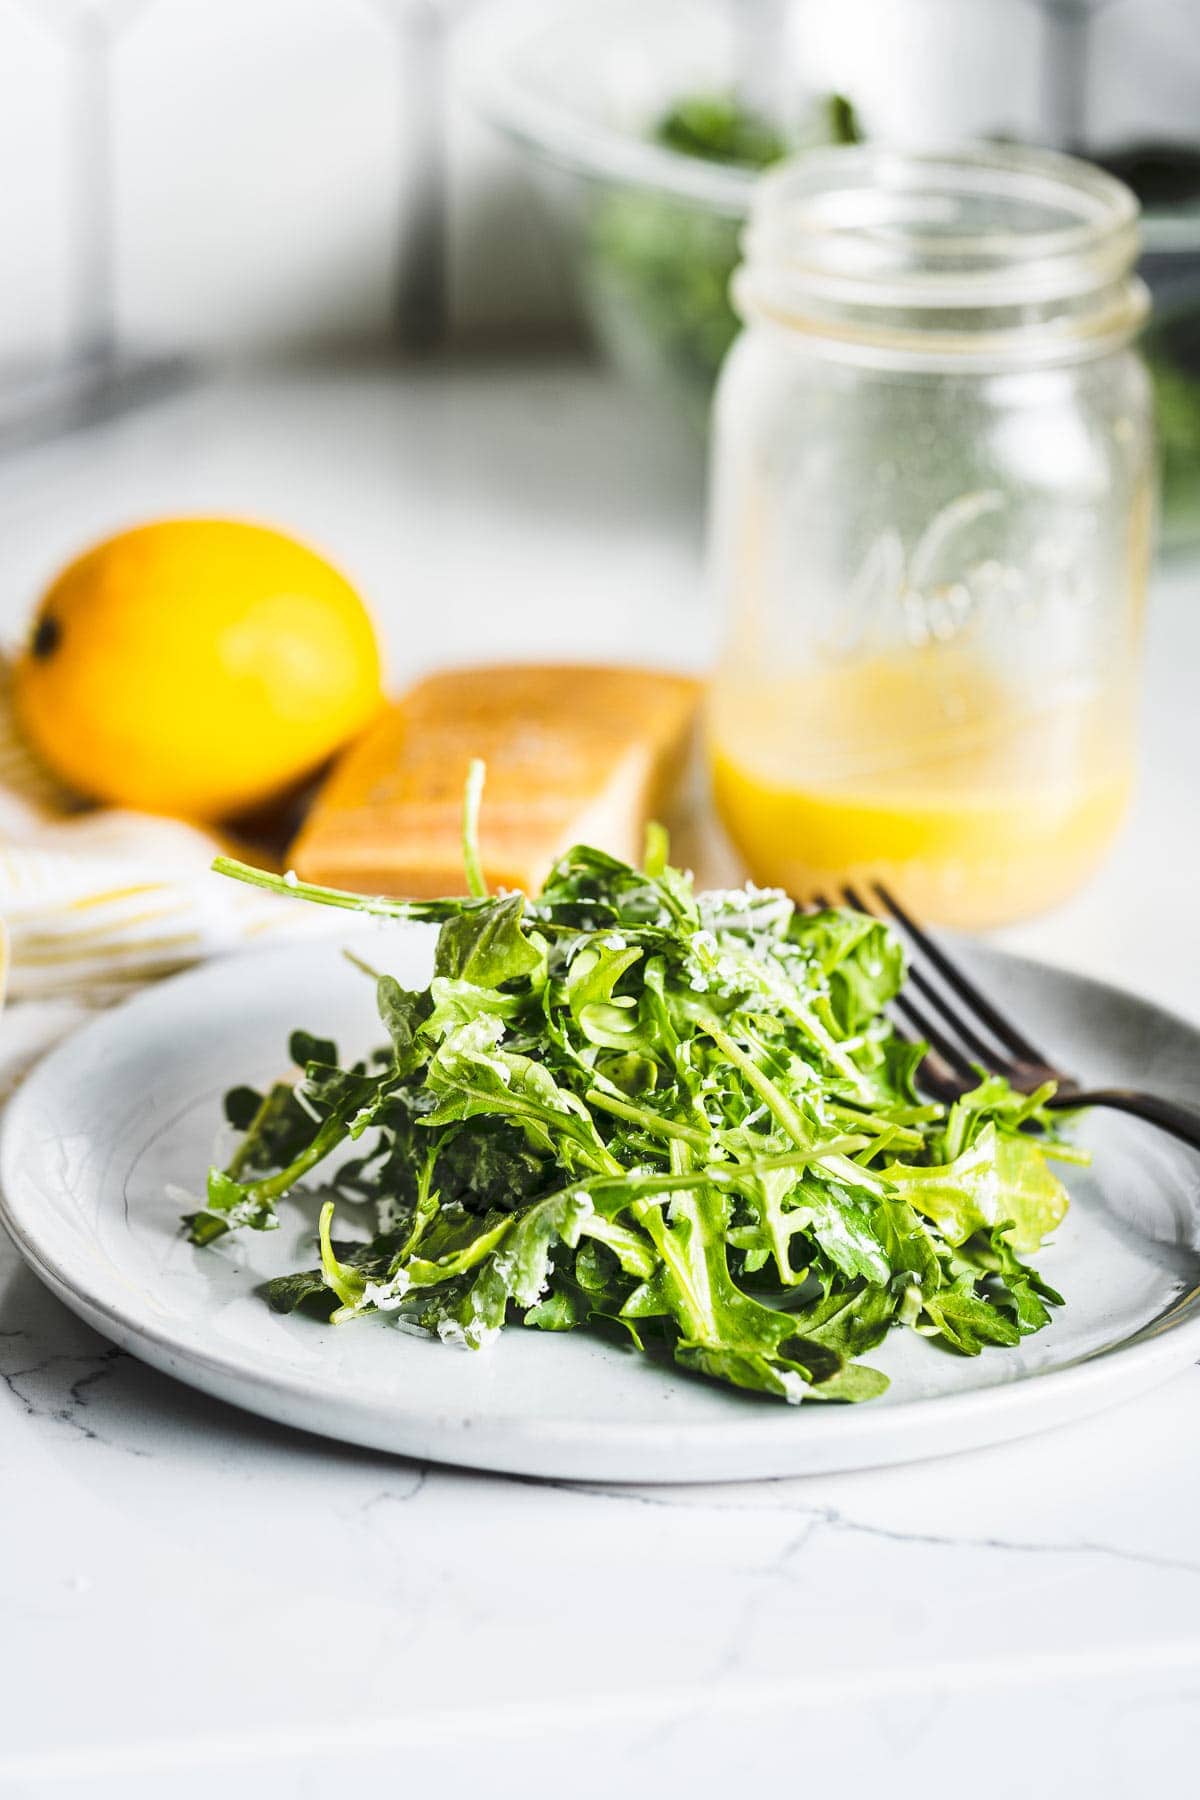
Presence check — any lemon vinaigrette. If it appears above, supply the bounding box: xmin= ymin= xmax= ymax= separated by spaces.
xmin=709 ymin=651 xmax=1133 ymax=930
xmin=705 ymin=145 xmax=1154 ymax=926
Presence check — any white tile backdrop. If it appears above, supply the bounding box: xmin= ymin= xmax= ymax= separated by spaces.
xmin=116 ymin=0 xmax=415 ymax=355
xmin=0 ymin=0 xmax=477 ymax=364
xmin=0 ymin=0 xmax=1196 ymax=368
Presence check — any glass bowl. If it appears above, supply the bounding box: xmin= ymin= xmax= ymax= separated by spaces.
xmin=465 ymin=0 xmax=1200 ymax=537
xmin=464 ymin=0 xmax=850 ymax=422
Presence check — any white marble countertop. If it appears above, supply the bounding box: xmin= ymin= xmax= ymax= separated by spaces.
xmin=1 ymin=361 xmax=1199 ymax=1798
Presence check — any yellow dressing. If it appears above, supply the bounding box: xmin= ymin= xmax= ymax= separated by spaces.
xmin=708 ymin=651 xmax=1132 ymax=929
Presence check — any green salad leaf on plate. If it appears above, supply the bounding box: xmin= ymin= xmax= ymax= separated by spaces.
xmin=187 ymin=762 xmax=1079 ymax=1406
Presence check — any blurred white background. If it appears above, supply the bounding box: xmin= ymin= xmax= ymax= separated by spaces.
xmin=0 ymin=0 xmax=1197 ymax=369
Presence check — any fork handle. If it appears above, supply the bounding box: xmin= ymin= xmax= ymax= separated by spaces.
xmin=1048 ymin=1088 xmax=1200 ymax=1155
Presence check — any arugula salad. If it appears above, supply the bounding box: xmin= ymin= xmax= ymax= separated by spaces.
xmin=187 ymin=765 xmax=1078 ymax=1407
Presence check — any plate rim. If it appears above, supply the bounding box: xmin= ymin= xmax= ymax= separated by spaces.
xmin=3 ymin=938 xmax=1200 ymax=1479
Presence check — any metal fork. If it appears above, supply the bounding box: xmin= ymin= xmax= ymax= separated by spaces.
xmin=822 ymin=882 xmax=1200 ymax=1154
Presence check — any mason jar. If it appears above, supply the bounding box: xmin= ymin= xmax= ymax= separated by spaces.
xmin=707 ymin=144 xmax=1154 ymax=929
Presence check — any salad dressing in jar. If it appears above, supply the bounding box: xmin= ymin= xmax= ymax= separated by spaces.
xmin=707 ymin=145 xmax=1154 ymax=928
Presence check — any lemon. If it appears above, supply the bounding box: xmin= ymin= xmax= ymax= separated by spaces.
xmin=13 ymin=519 xmax=383 ymax=821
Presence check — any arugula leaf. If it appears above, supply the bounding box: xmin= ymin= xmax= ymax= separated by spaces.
xmin=800 ymin=1177 xmax=894 ymax=1288
xmin=627 ymin=1152 xmax=882 ymax=1403
xmin=289 ymin=1029 xmax=339 ymax=1069
xmin=417 ymin=1188 xmax=595 ymax=1349
xmin=890 ymin=1124 xmax=1068 ymax=1257
xmin=264 ymin=1266 xmax=341 ymax=1318
xmin=887 ymin=1131 xmax=1002 ymax=1248
xmin=920 ymin=1282 xmax=1022 ymax=1356
xmin=433 ymin=894 xmax=542 ymax=989
xmin=796 ymin=908 xmax=907 ymax=1035
xmin=432 ymin=1119 xmax=549 ymax=1214
xmin=376 ymin=976 xmax=431 ymax=1075
xmin=423 ymin=1016 xmax=621 ymax=1178
xmin=222 ymin=1081 xmax=313 ymax=1178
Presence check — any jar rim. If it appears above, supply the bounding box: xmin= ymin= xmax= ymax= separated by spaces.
xmin=744 ymin=143 xmax=1140 ymax=298
xmin=738 ymin=143 xmax=1148 ymax=362
xmin=741 ymin=140 xmax=1144 ymax=343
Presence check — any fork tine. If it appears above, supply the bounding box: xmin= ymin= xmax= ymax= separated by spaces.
xmin=816 ymin=884 xmax=998 ymax=1092
xmin=906 ymin=967 xmax=1002 ymax=1063
xmin=842 ymin=883 xmax=1005 ymax=1066
xmin=825 ymin=884 xmax=983 ymax=1085
xmin=886 ymin=1015 xmax=961 ymax=1102
xmin=824 ymin=885 xmax=971 ymax=1093
xmin=871 ymin=880 xmax=1049 ymax=1068
xmin=890 ymin=990 xmax=977 ymax=1082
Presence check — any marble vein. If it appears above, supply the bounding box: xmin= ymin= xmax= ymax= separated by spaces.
xmin=0 ymin=1341 xmax=150 ymax=1455
xmin=539 ymin=1479 xmax=1200 ymax=1581
xmin=357 ymin=1468 xmax=430 ymax=1513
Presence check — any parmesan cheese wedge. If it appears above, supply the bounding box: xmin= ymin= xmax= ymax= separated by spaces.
xmin=289 ymin=664 xmax=701 ymax=897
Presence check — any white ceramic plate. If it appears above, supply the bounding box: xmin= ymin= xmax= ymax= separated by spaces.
xmin=3 ymin=930 xmax=1199 ymax=1482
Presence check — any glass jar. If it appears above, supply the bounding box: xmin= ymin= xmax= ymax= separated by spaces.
xmin=707 ymin=144 xmax=1154 ymax=929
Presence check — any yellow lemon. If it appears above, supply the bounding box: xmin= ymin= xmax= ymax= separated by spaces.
xmin=13 ymin=519 xmax=383 ymax=821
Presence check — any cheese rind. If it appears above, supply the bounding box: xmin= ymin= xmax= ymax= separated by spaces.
xmin=289 ymin=664 xmax=700 ymax=898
